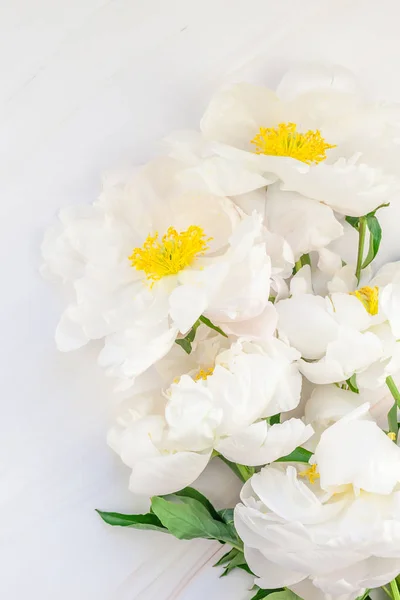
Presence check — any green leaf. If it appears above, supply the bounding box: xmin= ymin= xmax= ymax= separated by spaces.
xmin=347 ymin=374 xmax=359 ymax=394
xmin=355 ymin=590 xmax=371 ymax=600
xmin=95 ymin=509 xmax=166 ymax=532
xmin=261 ymin=591 xmax=302 ymax=600
xmin=199 ymin=315 xmax=228 ymax=337
xmin=345 ymin=216 xmax=360 ymax=230
xmin=275 ymin=446 xmax=312 ymax=464
xmin=175 ymin=337 xmax=193 ymax=354
xmin=174 ymin=319 xmax=201 ymax=354
xmin=218 ymin=508 xmax=234 ymax=525
xmin=268 ymin=413 xmax=281 ymax=425
xmin=251 ymin=589 xmax=284 ymax=600
xmin=213 ymin=547 xmax=238 ymax=567
xmin=219 ymin=455 xmax=256 ymax=482
xmin=362 ymin=214 xmax=382 ymax=269
xmin=150 ymin=496 xmax=242 ymax=547
xmin=173 ymin=487 xmax=222 ymax=522
xmin=221 ymin=550 xmax=248 ymax=577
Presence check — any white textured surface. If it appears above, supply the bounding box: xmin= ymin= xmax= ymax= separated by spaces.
xmin=2 ymin=1 xmax=400 ymax=598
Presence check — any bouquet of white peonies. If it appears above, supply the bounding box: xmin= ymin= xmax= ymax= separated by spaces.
xmin=42 ymin=63 xmax=400 ymax=600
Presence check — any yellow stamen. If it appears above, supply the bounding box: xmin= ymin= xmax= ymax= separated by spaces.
xmin=129 ymin=226 xmax=211 ymax=285
xmin=298 ymin=463 xmax=320 ymax=484
xmin=388 ymin=432 xmax=397 ymax=441
xmin=194 ymin=366 xmax=215 ymax=381
xmin=251 ymin=122 xmax=336 ymax=164
xmin=350 ymin=286 xmax=379 ymax=316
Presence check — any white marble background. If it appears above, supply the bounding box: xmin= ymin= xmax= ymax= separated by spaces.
xmin=2 ymin=0 xmax=400 ymax=598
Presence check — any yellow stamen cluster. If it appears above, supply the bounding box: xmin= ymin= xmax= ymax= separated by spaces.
xmin=388 ymin=432 xmax=397 ymax=441
xmin=129 ymin=226 xmax=211 ymax=285
xmin=194 ymin=366 xmax=215 ymax=381
xmin=350 ymin=286 xmax=379 ymax=316
xmin=298 ymin=463 xmax=320 ymax=484
xmin=251 ymin=122 xmax=336 ymax=164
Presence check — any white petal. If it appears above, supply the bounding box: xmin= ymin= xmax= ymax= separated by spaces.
xmin=216 ymin=419 xmax=313 ymax=466
xmin=201 ymin=83 xmax=283 ymax=148
xmin=299 ymin=328 xmax=383 ymax=385
xmin=280 ymin=158 xmax=399 ymax=217
xmin=245 ymin=547 xmax=305 ymax=588
xmin=129 ymin=450 xmax=211 ymax=496
xmin=265 ymin=185 xmax=343 ymax=258
xmin=169 ymin=285 xmax=208 ymax=334
xmin=315 ymin=414 xmax=400 ymax=494
xmin=277 ymin=294 xmax=339 ymax=359
xmin=277 ymin=64 xmax=359 ymax=102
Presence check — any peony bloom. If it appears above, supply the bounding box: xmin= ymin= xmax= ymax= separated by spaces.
xmin=107 ymin=337 xmax=312 ymax=496
xmin=42 ymin=157 xmax=277 ymax=387
xmin=234 ymin=405 xmax=400 ymax=600
xmin=276 ymin=278 xmax=384 ymax=385
xmin=164 ymin=64 xmax=400 ymax=270
xmin=303 ymin=384 xmax=395 ymax=450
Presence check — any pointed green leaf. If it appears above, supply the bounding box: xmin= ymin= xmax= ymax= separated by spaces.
xmin=251 ymin=589 xmax=284 ymax=600
xmin=199 ymin=315 xmax=228 ymax=337
xmin=175 ymin=337 xmax=193 ymax=354
xmin=173 ymin=487 xmax=222 ymax=521
xmin=95 ymin=509 xmax=166 ymax=532
xmin=275 ymin=447 xmax=312 ymax=464
xmin=213 ymin=548 xmax=239 ymax=567
xmin=221 ymin=550 xmax=247 ymax=577
xmin=345 ymin=216 xmax=360 ymax=230
xmin=151 ymin=496 xmax=242 ymax=547
xmin=268 ymin=413 xmax=281 ymax=425
xmin=218 ymin=508 xmax=234 ymax=525
xmin=347 ymin=374 xmax=359 ymax=394
xmin=362 ymin=214 xmax=382 ymax=269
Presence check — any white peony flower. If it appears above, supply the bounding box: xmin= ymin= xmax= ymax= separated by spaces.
xmin=234 ymin=405 xmax=400 ymax=600
xmin=165 ymin=64 xmax=399 ymax=226
xmin=107 ymin=337 xmax=312 ymax=496
xmin=42 ymin=157 xmax=276 ymax=387
xmin=276 ymin=283 xmax=384 ymax=385
xmin=303 ymin=384 xmax=395 ymax=450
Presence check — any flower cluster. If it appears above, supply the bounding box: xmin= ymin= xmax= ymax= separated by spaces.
xmin=43 ymin=64 xmax=400 ymax=600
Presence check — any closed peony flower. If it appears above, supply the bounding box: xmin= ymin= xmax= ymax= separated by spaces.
xmin=234 ymin=405 xmax=400 ymax=600
xmin=107 ymin=336 xmax=312 ymax=496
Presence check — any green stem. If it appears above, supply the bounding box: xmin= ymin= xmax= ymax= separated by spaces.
xmin=382 ymin=586 xmax=393 ymax=599
xmin=390 ymin=579 xmax=400 ymax=600
xmin=387 ymin=376 xmax=400 ymax=409
xmin=355 ymin=216 xmax=367 ymax=283
xmin=294 ymin=259 xmax=302 ymax=273
xmin=218 ymin=455 xmax=255 ymax=483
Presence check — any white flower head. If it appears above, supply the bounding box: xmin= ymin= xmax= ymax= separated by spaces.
xmin=164 ymin=65 xmax=400 ymax=263
xmin=42 ymin=157 xmax=276 ymax=387
xmin=107 ymin=336 xmax=312 ymax=496
xmin=235 ymin=406 xmax=400 ymax=600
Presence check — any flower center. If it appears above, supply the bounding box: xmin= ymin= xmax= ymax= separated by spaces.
xmin=251 ymin=122 xmax=336 ymax=164
xmin=350 ymin=286 xmax=379 ymax=316
xmin=194 ymin=366 xmax=215 ymax=381
xmin=298 ymin=463 xmax=320 ymax=484
xmin=129 ymin=226 xmax=211 ymax=284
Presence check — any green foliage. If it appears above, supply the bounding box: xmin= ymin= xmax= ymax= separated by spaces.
xmin=275 ymin=446 xmax=312 ymax=464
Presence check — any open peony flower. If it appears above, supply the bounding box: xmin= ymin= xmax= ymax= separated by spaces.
xmin=234 ymin=405 xmax=400 ymax=600
xmin=42 ymin=157 xmax=277 ymax=387
xmin=165 ymin=64 xmax=400 ymax=227
xmin=107 ymin=337 xmax=312 ymax=496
